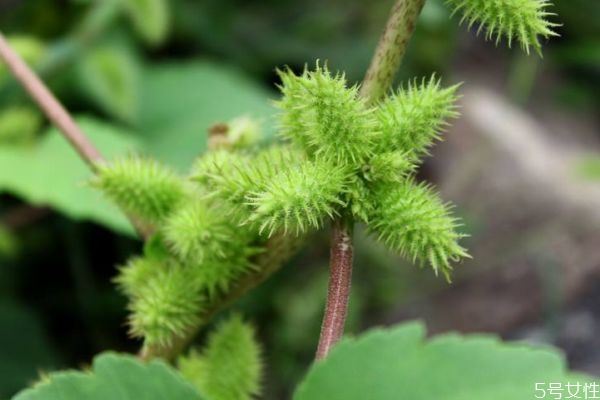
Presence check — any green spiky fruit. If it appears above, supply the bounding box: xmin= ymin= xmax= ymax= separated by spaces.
xmin=114 ymin=255 xmax=165 ymax=297
xmin=446 ymin=0 xmax=559 ymax=54
xmin=194 ymin=147 xmax=295 ymax=204
xmin=192 ymin=149 xmax=247 ymax=188
xmin=367 ymin=180 xmax=469 ymax=280
xmin=194 ymin=146 xmax=308 ymax=226
xmin=376 ymin=76 xmax=460 ymax=161
xmin=245 ymin=159 xmax=350 ymax=236
xmin=276 ymin=65 xmax=377 ymax=166
xmin=94 ymin=156 xmax=188 ymax=224
xmin=190 ymin=245 xmax=259 ymax=298
xmin=163 ymin=201 xmax=232 ymax=263
xmin=178 ymin=315 xmax=262 ymax=400
xmin=362 ymin=151 xmax=415 ymax=184
xmin=128 ymin=265 xmax=205 ymax=347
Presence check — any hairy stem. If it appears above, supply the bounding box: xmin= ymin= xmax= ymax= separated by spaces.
xmin=316 ymin=218 xmax=354 ymax=360
xmin=315 ymin=0 xmax=426 ymax=360
xmin=0 ymin=31 xmax=151 ymax=239
xmin=359 ymin=0 xmax=426 ymax=103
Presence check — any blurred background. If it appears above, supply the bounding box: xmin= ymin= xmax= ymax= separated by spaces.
xmin=0 ymin=0 xmax=598 ymax=398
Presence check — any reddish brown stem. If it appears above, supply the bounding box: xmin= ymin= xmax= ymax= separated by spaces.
xmin=316 ymin=218 xmax=354 ymax=360
xmin=0 ymin=31 xmax=151 ymax=239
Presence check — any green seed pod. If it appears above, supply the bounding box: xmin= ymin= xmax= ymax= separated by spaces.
xmin=368 ymin=179 xmax=469 ymax=280
xmin=446 ymin=0 xmax=559 ymax=54
xmin=93 ymin=156 xmax=188 ymax=224
xmin=376 ymin=75 xmax=460 ymax=161
xmin=178 ymin=314 xmax=262 ymax=400
xmin=276 ymin=64 xmax=378 ymax=167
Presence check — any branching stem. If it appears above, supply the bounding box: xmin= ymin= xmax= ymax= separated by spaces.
xmin=315 ymin=0 xmax=426 ymax=360
xmin=0 ymin=31 xmax=151 ymax=239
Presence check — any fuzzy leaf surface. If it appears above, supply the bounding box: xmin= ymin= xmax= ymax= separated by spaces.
xmin=295 ymin=321 xmax=595 ymax=400
xmin=12 ymin=352 xmax=204 ymax=400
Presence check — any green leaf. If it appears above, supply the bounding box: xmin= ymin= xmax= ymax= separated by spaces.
xmin=0 ymin=107 xmax=42 ymax=146
xmin=121 ymin=0 xmax=171 ymax=46
xmin=137 ymin=61 xmax=276 ymax=171
xmin=77 ymin=45 xmax=140 ymax=122
xmin=12 ymin=352 xmax=204 ymax=400
xmin=0 ymin=117 xmax=141 ymax=235
xmin=295 ymin=321 xmax=595 ymax=400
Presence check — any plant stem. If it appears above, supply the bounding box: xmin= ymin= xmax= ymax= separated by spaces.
xmin=360 ymin=0 xmax=426 ymax=104
xmin=315 ymin=0 xmax=426 ymax=360
xmin=0 ymin=32 xmax=103 ymax=169
xmin=316 ymin=218 xmax=354 ymax=360
xmin=0 ymin=31 xmax=152 ymax=239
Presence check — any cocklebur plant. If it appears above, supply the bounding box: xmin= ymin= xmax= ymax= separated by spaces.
xmin=198 ymin=67 xmax=468 ymax=279
xmin=92 ymin=154 xmax=261 ymax=348
xmin=88 ymin=0 xmax=558 ymax=364
xmin=1 ymin=0 xmax=563 ymax=397
xmin=86 ymin=64 xmax=466 ymax=370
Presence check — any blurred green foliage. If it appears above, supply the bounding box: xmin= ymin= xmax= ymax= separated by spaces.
xmin=574 ymin=155 xmax=600 ymax=181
